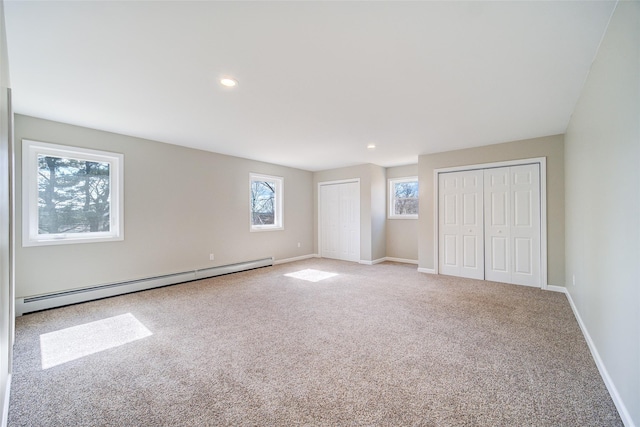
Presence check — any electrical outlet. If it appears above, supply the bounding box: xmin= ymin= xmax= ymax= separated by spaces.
xmin=297 ymin=242 xmax=301 ymax=248
xmin=572 ymin=274 xmax=576 ymax=286
xmin=209 ymin=254 xmax=215 ymax=261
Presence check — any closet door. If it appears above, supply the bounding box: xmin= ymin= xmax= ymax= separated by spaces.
xmin=439 ymin=170 xmax=484 ymax=280
xmin=484 ymin=164 xmax=540 ymax=286
xmin=510 ymin=164 xmax=540 ymax=286
xmin=484 ymin=168 xmax=511 ymax=283
xmin=320 ymin=184 xmax=340 ymax=260
xmin=320 ymin=181 xmax=360 ymax=262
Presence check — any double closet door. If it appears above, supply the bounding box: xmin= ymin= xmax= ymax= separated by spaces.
xmin=438 ymin=164 xmax=541 ymax=287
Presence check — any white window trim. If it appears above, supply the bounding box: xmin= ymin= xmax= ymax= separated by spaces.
xmin=22 ymin=139 xmax=124 ymax=247
xmin=388 ymin=176 xmax=419 ymax=219
xmin=249 ymin=172 xmax=283 ymax=232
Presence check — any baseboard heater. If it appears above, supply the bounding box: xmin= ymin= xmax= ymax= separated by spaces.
xmin=15 ymin=257 xmax=274 ymax=316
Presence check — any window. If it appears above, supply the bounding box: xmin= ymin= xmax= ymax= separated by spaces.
xmin=389 ymin=177 xmax=419 ymax=219
xmin=22 ymin=140 xmax=124 ymax=246
xmin=250 ymin=173 xmax=283 ymax=231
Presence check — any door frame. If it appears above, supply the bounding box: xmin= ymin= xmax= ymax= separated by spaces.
xmin=433 ymin=157 xmax=548 ymax=289
xmin=317 ymin=178 xmax=361 ymax=262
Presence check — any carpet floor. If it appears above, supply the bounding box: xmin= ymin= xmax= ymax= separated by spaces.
xmin=8 ymin=259 xmax=622 ymax=426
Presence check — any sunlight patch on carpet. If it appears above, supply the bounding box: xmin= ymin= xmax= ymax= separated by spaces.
xmin=284 ymin=269 xmax=338 ymax=282
xmin=40 ymin=313 xmax=152 ymax=370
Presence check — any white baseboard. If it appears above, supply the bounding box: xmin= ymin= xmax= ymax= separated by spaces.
xmin=299 ymin=256 xmax=417 ymax=266
xmin=384 ymin=257 xmax=418 ymax=265
xmin=546 ymin=285 xmax=567 ymax=293
xmin=16 ymin=258 xmax=274 ymax=316
xmin=563 ymin=290 xmax=635 ymax=427
xmin=417 ymin=267 xmax=436 ymax=274
xmin=273 ymin=254 xmax=319 ymax=265
xmin=2 ymin=374 xmax=10 ymax=427
xmin=359 ymin=258 xmax=386 ymax=265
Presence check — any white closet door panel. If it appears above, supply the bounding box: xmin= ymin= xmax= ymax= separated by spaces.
xmin=463 ymin=235 xmax=480 ymax=268
xmin=463 ymin=193 xmax=479 ymax=225
xmin=490 ymin=192 xmax=508 ymax=226
xmin=460 ymin=170 xmax=484 ymax=279
xmin=345 ymin=182 xmax=360 ymax=262
xmin=442 ymin=174 xmax=458 ymax=190
xmin=338 ymin=184 xmax=350 ymax=259
xmin=439 ymin=173 xmax=460 ymax=276
xmin=444 ymin=194 xmax=457 ymax=225
xmin=443 ymin=234 xmax=457 ymax=267
xmin=321 ymin=185 xmax=340 ymax=259
xmin=514 ymin=237 xmax=532 ymax=274
xmin=320 ymin=185 xmax=329 ymax=257
xmin=439 ymin=170 xmax=483 ymax=279
xmin=510 ymin=164 xmax=540 ymax=286
xmin=490 ymin=236 xmax=508 ymax=271
xmin=484 ymin=168 xmax=511 ymax=283
xmin=514 ymin=191 xmax=532 ymax=227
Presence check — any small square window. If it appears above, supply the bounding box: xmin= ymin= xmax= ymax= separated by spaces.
xmin=22 ymin=140 xmax=124 ymax=246
xmin=389 ymin=177 xmax=418 ymax=219
xmin=250 ymin=173 xmax=283 ymax=231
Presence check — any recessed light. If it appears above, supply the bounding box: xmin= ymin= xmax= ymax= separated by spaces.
xmin=220 ymin=77 xmax=238 ymax=88
xmin=367 ymin=144 xmax=376 ymax=149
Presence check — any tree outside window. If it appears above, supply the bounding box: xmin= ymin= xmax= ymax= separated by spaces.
xmin=389 ymin=177 xmax=419 ymax=219
xmin=38 ymin=156 xmax=111 ymax=234
xmin=250 ymin=173 xmax=283 ymax=231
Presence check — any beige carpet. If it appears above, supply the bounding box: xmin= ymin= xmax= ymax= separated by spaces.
xmin=8 ymin=259 xmax=622 ymax=426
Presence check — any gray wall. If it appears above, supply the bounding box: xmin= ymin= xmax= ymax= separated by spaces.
xmin=418 ymin=134 xmax=565 ymax=285
xmin=370 ymin=164 xmax=387 ymax=261
xmin=0 ymin=0 xmax=12 ymax=423
xmin=14 ymin=115 xmax=314 ymax=298
xmin=386 ymin=164 xmax=418 ymax=261
xmin=564 ymin=2 xmax=639 ymax=424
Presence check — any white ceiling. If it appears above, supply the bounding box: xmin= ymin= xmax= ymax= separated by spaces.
xmin=4 ymin=1 xmax=616 ymax=171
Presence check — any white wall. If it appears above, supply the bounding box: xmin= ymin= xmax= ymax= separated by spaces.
xmin=386 ymin=164 xmax=418 ymax=262
xmin=0 ymin=0 xmax=12 ymax=424
xmin=14 ymin=115 xmax=314 ymax=298
xmin=564 ymin=2 xmax=639 ymax=425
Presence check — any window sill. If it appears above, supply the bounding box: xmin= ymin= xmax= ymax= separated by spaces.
xmin=23 ymin=234 xmax=124 ymax=247
xmin=250 ymin=226 xmax=284 ymax=232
